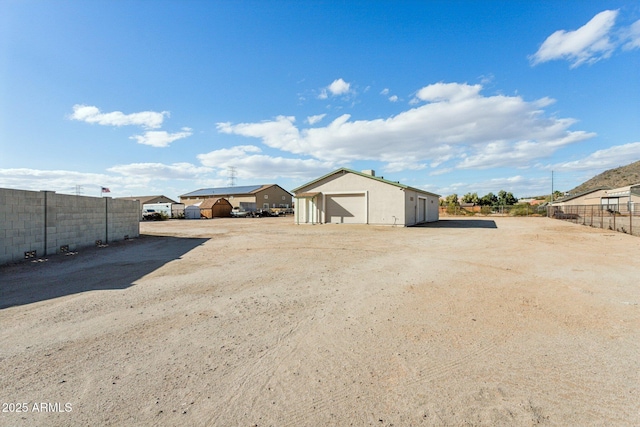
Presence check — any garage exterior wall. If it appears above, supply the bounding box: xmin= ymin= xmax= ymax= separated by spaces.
xmin=403 ymin=189 xmax=440 ymax=225
xmin=0 ymin=188 xmax=139 ymax=265
xmin=295 ymin=171 xmax=407 ymax=225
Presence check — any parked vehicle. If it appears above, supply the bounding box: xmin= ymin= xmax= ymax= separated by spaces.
xmin=142 ymin=202 xmax=172 ymax=218
xmin=230 ymin=207 xmax=251 ymax=217
xmin=142 ymin=209 xmax=163 ymax=221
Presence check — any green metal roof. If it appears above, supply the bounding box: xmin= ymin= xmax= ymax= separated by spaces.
xmin=292 ymin=168 xmax=440 ymax=197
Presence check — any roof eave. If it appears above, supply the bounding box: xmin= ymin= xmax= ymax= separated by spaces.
xmin=293 ymin=167 xmax=440 ymax=197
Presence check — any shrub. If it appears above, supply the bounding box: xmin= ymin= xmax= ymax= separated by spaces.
xmin=509 ymin=203 xmax=533 ymax=216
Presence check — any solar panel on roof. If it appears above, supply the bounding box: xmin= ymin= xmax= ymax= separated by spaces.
xmin=181 ymin=185 xmax=263 ymax=197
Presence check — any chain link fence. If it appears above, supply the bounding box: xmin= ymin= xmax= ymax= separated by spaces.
xmin=439 ymin=203 xmax=639 ymax=237
xmin=439 ymin=204 xmax=545 ymax=217
xmin=548 ymin=204 xmax=639 ymax=237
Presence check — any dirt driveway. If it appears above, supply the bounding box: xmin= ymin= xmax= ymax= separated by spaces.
xmin=1 ymin=217 xmax=639 ymax=426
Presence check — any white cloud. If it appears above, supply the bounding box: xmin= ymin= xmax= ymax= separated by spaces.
xmin=197 ymin=145 xmax=262 ymax=164
xmin=70 ymin=104 xmax=168 ymax=129
xmin=380 ymin=88 xmax=398 ymax=102
xmin=544 ymin=142 xmax=640 ymax=171
xmin=435 ymin=175 xmax=550 ymax=198
xmin=108 ymin=162 xmax=212 ymax=179
xmin=217 ymin=82 xmax=595 ymax=172
xmin=129 ymin=127 xmax=193 ymax=147
xmin=327 ymin=78 xmax=351 ymax=96
xmin=318 ymin=78 xmax=352 ymax=99
xmin=0 ymin=164 xmax=213 ymax=198
xmin=0 ymin=168 xmax=156 ymax=196
xmin=530 ymin=10 xmax=618 ymax=68
xmin=306 ymin=114 xmax=326 ymax=125
xmin=197 ymin=145 xmax=335 ymax=180
xmin=0 ymin=168 xmax=115 ymax=193
xmin=415 ymin=82 xmax=482 ymax=102
xmin=621 ymin=19 xmax=640 ymax=50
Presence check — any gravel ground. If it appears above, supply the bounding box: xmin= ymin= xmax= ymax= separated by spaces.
xmin=1 ymin=216 xmax=639 ymax=426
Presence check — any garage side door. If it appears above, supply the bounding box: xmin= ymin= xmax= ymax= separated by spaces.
xmin=325 ymin=194 xmax=366 ymax=224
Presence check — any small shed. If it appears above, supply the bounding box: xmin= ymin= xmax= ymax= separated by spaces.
xmin=199 ymin=198 xmax=232 ymax=218
xmin=185 ymin=204 xmax=202 ymax=219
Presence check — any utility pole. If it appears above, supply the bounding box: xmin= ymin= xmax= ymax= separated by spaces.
xmin=228 ymin=166 xmax=237 ymax=187
xmin=75 ymin=185 xmax=83 ymax=196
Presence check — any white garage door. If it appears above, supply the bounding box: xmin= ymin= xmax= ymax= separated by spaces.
xmin=325 ymin=194 xmax=366 ymax=224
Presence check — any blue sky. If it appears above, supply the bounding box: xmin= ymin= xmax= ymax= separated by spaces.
xmin=1 ymin=1 xmax=639 ymax=200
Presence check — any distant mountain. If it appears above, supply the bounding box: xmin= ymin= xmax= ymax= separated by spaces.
xmin=568 ymin=160 xmax=640 ymax=195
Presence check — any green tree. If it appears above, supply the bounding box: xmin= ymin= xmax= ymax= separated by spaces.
xmin=545 ymin=191 xmax=564 ymax=202
xmin=461 ymin=192 xmax=479 ymax=204
xmin=497 ymin=190 xmax=518 ymax=206
xmin=445 ymin=193 xmax=459 ymax=206
xmin=479 ymin=192 xmax=497 ymax=206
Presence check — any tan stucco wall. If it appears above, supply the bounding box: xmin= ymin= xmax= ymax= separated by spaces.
xmin=554 ymin=190 xmax=608 ymax=207
xmin=295 ymin=172 xmax=408 ymax=225
xmin=255 ymin=186 xmax=292 ymax=209
xmin=403 ymin=189 xmax=440 ymax=224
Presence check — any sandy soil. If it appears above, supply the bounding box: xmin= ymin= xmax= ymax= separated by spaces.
xmin=1 ymin=216 xmax=639 ymax=426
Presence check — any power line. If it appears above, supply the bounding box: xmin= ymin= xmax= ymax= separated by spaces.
xmin=228 ymin=166 xmax=237 ymax=187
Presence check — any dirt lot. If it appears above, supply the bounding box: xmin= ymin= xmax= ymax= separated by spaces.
xmin=1 ymin=216 xmax=639 ymax=426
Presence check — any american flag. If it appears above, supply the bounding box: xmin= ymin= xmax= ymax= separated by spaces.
xmin=101 ymin=187 xmax=111 ymax=193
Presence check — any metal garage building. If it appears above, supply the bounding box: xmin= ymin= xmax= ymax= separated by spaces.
xmin=293 ymin=168 xmax=440 ymax=226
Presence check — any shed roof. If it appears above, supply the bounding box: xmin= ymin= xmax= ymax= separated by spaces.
xmin=199 ymin=197 xmax=232 ymax=209
xmin=292 ymin=168 xmax=440 ymax=197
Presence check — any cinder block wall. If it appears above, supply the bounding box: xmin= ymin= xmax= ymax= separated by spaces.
xmin=0 ymin=188 xmax=140 ymax=265
xmin=107 ymin=198 xmax=140 ymax=243
xmin=0 ymin=188 xmax=46 ymax=265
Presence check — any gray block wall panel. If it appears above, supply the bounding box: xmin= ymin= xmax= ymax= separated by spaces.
xmin=0 ymin=188 xmax=139 ymax=264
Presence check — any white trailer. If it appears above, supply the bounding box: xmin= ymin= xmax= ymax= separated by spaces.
xmin=142 ymin=203 xmax=172 ymax=218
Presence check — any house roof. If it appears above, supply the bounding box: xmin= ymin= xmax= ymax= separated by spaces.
xmin=181 ymin=185 xmax=264 ymax=198
xmin=292 ymin=168 xmax=440 ymax=197
xmin=180 ymin=184 xmax=291 ymax=198
xmin=117 ymin=195 xmax=178 ymax=204
xmin=554 ymin=187 xmax=609 ymax=204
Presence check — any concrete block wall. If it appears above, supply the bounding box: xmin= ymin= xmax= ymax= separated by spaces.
xmin=107 ymin=198 xmax=140 ymax=242
xmin=0 ymin=188 xmax=140 ymax=265
xmin=0 ymin=188 xmax=46 ymax=265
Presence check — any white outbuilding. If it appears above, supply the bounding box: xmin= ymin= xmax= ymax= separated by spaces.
xmin=292 ymin=168 xmax=440 ymax=226
xmin=184 ymin=204 xmax=202 ymax=219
